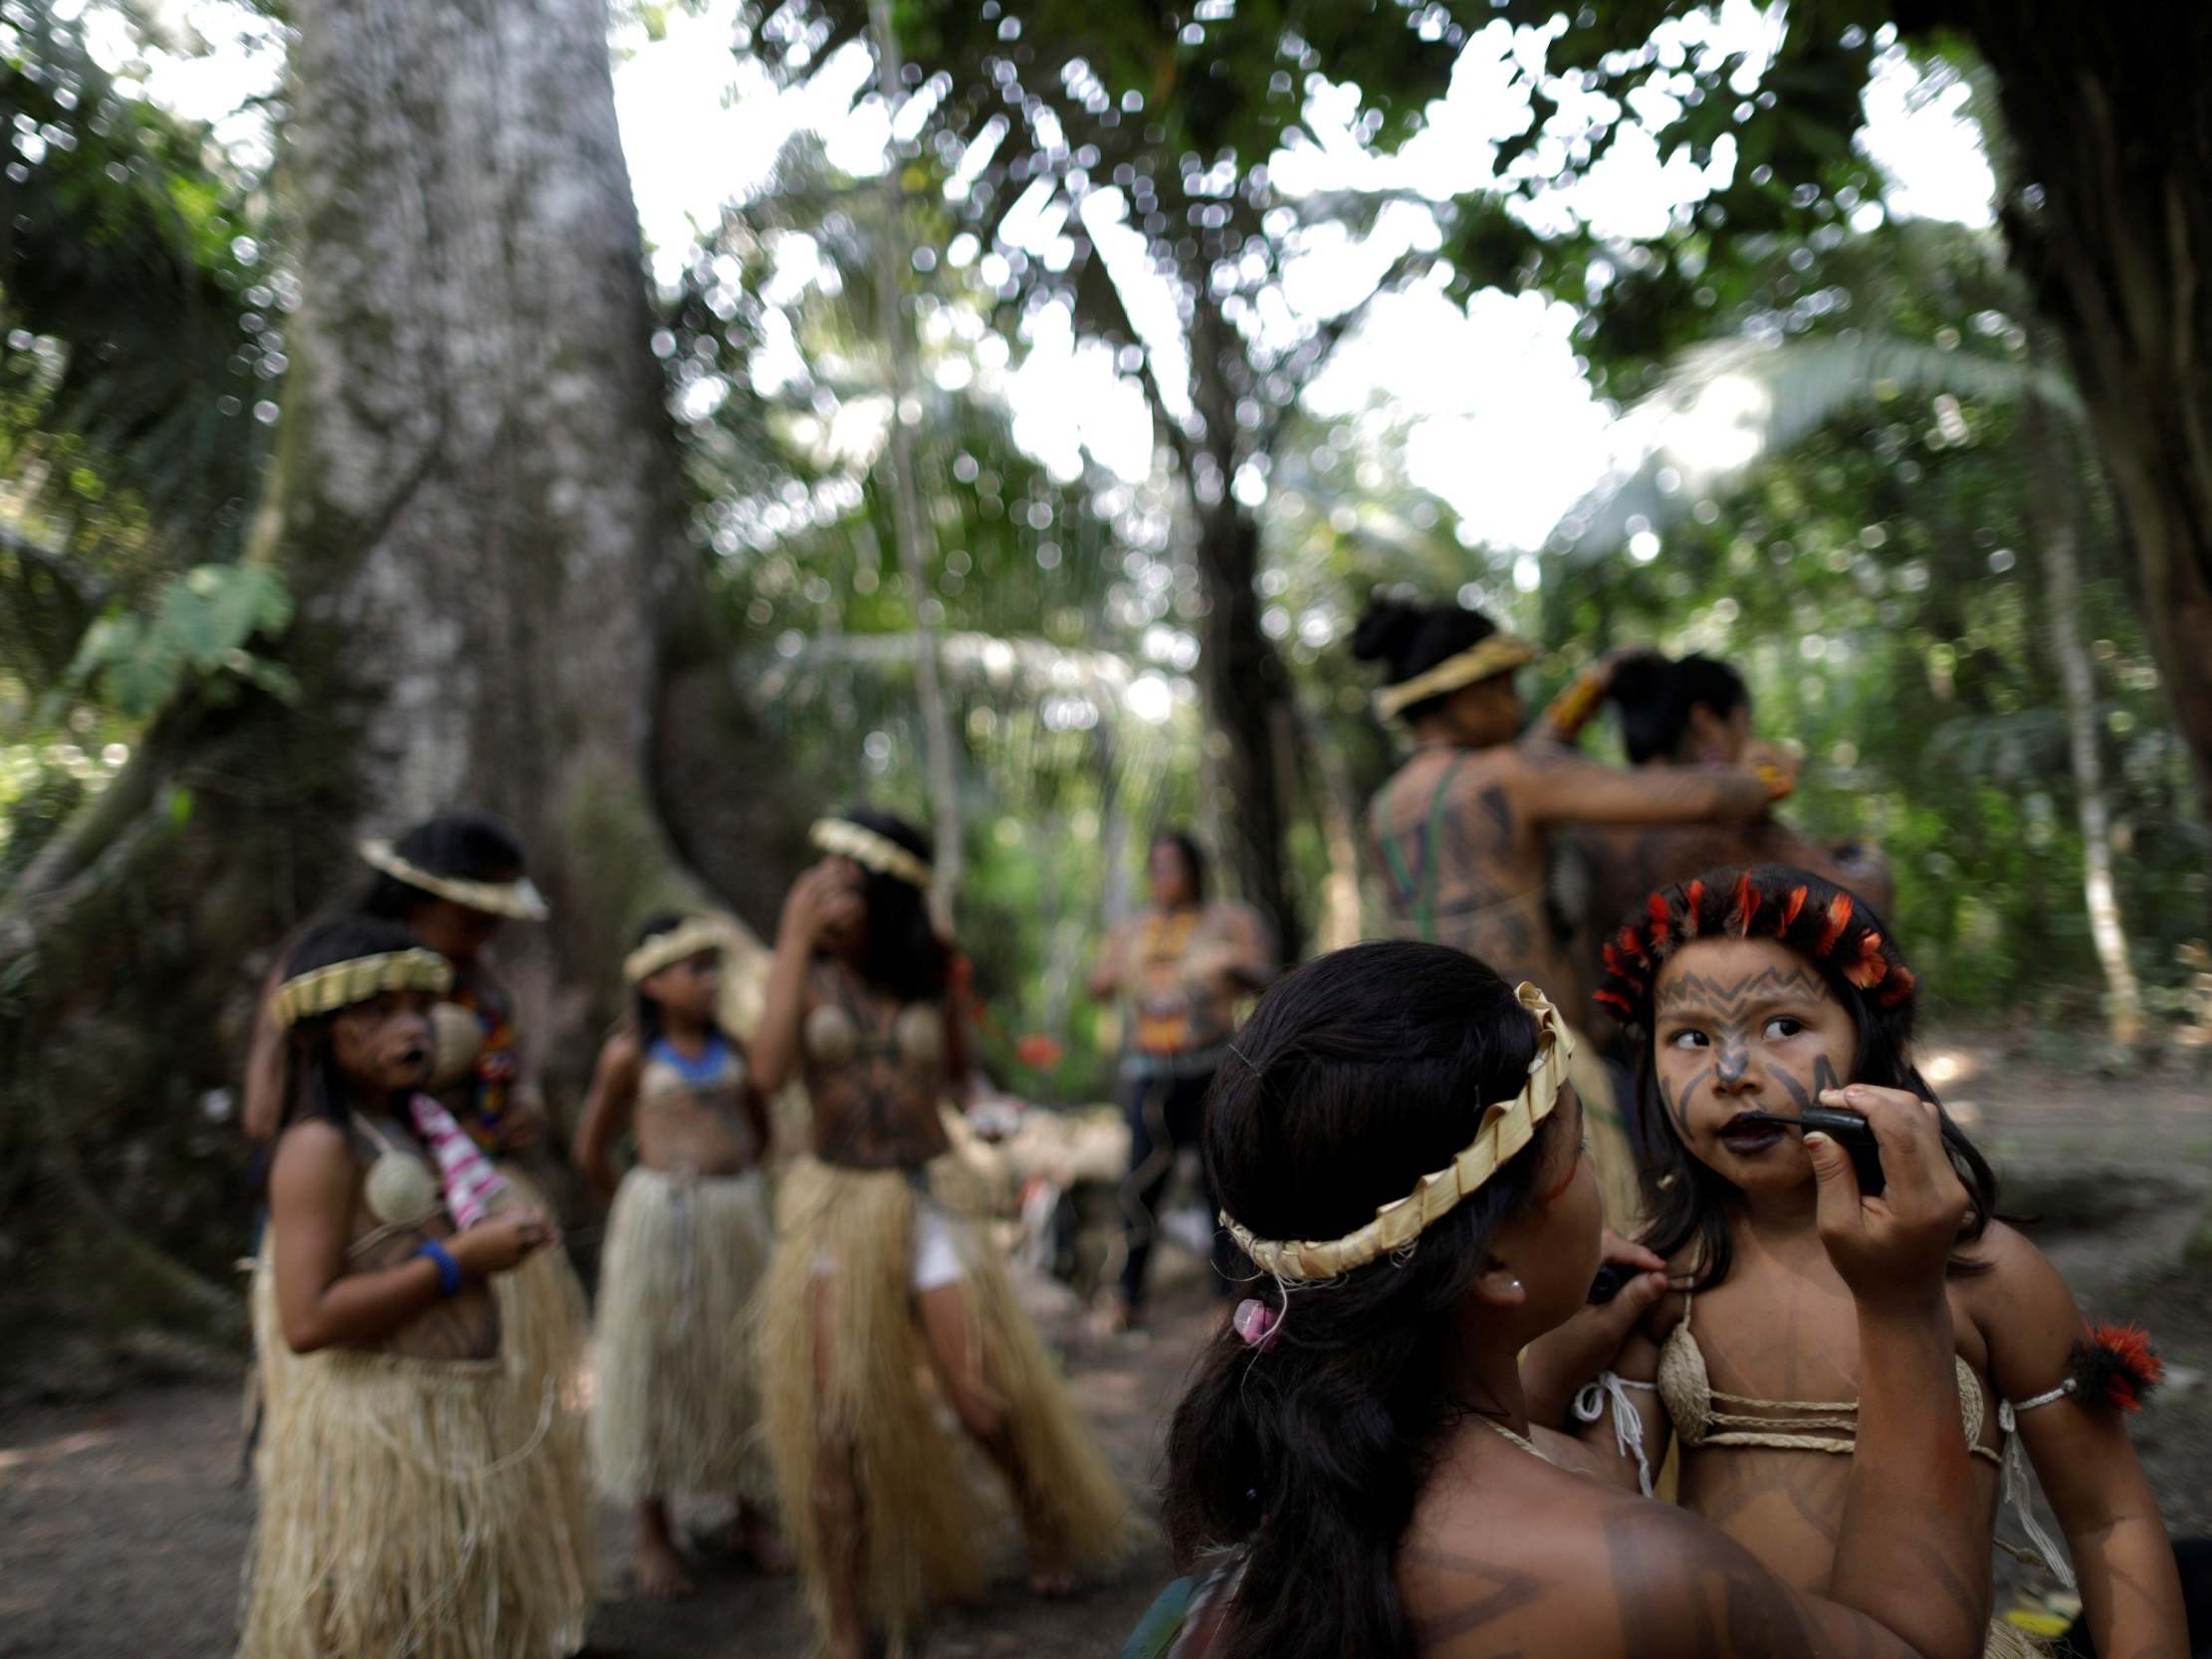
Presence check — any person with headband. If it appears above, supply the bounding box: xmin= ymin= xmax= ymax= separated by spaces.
xmin=750 ymin=809 xmax=1129 ymax=1659
xmin=572 ymin=915 xmax=788 ymax=1598
xmin=1087 ymin=827 xmax=1275 ymax=1330
xmin=1353 ymin=596 xmax=1789 ymax=1234
xmin=1565 ymin=650 xmax=1891 ymax=1042
xmin=1124 ymin=939 xmax=1998 ymax=1659
xmin=236 ymin=918 xmax=589 ymax=1659
xmin=238 ymin=810 xmax=594 ymax=1619
xmin=1575 ymin=865 xmax=2187 ymax=1659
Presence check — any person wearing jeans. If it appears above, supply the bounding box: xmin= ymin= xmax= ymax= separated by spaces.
xmin=1089 ymin=830 xmax=1273 ymax=1329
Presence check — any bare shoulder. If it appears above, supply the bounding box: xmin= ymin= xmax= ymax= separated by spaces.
xmin=1953 ymin=1218 xmax=2078 ymax=1335
xmin=269 ymin=1118 xmax=355 ymax=1201
xmin=1404 ymin=1472 xmax=1854 ymax=1659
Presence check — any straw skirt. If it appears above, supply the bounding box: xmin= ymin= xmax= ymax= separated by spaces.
xmin=758 ymin=1155 xmax=1129 ymax=1642
xmin=589 ymin=1165 xmax=773 ymax=1502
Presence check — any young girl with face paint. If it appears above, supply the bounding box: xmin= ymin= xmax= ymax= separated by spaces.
xmin=573 ymin=914 xmax=787 ymax=1598
xmin=237 ymin=919 xmax=590 ymax=1659
xmin=1585 ymin=865 xmax=2187 ymax=1659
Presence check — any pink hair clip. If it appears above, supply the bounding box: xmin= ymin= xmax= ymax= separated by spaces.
xmin=1232 ymin=1298 xmax=1281 ymax=1352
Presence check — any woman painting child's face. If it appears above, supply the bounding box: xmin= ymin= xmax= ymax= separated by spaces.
xmin=1651 ymin=936 xmax=1858 ymax=1196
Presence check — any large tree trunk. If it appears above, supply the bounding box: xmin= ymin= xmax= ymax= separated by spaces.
xmin=1185 ymin=305 xmax=1304 ymax=960
xmin=1930 ymin=2 xmax=2212 ymax=840
xmin=1193 ymin=501 xmax=1305 ymax=960
xmin=0 ymin=0 xmax=811 ymax=1352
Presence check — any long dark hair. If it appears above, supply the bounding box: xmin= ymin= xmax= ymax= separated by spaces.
xmin=1350 ymin=595 xmax=1504 ymax=723
xmin=1150 ymin=827 xmax=1209 ymax=906
xmin=628 ymin=912 xmax=731 ymax=1049
xmin=1162 ymin=941 xmax=1563 ymax=1659
xmin=1595 ymin=864 xmax=2000 ymax=1286
xmin=1606 ymin=651 xmax=1748 ymax=765
xmin=358 ymin=810 xmax=529 ymax=919
xmin=277 ymin=917 xmax=430 ymax=1136
xmin=838 ymin=808 xmax=949 ymax=1003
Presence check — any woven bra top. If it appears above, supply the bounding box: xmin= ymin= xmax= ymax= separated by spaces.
xmin=346 ymin=1117 xmax=445 ymax=1258
xmin=640 ymin=1033 xmax=747 ymax=1102
xmin=1658 ymin=1293 xmax=2004 ymax=1466
xmin=802 ymin=977 xmax=945 ymax=1074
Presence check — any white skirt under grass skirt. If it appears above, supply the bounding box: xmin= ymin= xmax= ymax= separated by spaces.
xmin=758 ymin=1154 xmax=1130 ymax=1644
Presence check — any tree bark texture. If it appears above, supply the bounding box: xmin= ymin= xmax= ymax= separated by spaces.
xmin=1923 ymin=0 xmax=2212 ymax=850
xmin=1187 ymin=306 xmax=1305 ymax=960
xmin=0 ymin=0 xmax=812 ymax=1348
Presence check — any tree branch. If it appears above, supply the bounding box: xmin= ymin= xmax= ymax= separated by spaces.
xmin=1260 ymin=245 xmax=1426 ymax=456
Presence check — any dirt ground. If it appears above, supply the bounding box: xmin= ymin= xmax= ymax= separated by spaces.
xmin=2 ymin=1032 xmax=2206 ymax=1659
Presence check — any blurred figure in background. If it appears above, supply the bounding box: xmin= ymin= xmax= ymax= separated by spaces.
xmin=1566 ymin=650 xmax=1891 ymax=1045
xmin=1354 ymin=596 xmax=1787 ymax=1231
xmin=1087 ymin=829 xmax=1274 ymax=1331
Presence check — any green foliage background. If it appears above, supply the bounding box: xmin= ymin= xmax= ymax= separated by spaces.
xmin=5 ymin=2 xmax=2205 ymax=1109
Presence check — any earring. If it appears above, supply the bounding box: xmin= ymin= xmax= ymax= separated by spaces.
xmin=1509 ymin=1278 xmax=1522 ymax=1291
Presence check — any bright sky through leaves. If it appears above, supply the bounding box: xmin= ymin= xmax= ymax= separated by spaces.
xmin=101 ymin=0 xmax=1997 ymax=552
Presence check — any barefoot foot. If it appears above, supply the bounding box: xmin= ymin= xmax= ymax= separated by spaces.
xmin=636 ymin=1533 xmax=695 ymax=1600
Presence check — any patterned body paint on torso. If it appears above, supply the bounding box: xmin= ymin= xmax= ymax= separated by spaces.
xmin=1370 ymin=743 xmax=1575 ymax=998
xmin=800 ymin=958 xmax=953 ymax=1169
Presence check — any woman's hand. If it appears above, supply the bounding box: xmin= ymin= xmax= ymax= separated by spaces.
xmin=1740 ymin=737 xmax=1802 ymax=802
xmin=449 ymin=1209 xmax=555 ymax=1279
xmin=1811 ymin=1084 xmax=1969 ymax=1316
xmin=777 ymin=860 xmax=863 ymax=950
xmin=1521 ymin=1228 xmax=1675 ymax=1427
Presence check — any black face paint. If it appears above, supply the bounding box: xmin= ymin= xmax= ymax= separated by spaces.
xmin=1769 ymin=1052 xmax=1840 ymax=1119
xmin=1665 ymin=1066 xmax=1713 ymax=1136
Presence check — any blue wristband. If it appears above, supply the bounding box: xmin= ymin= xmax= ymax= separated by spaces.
xmin=416 ymin=1239 xmax=463 ymax=1298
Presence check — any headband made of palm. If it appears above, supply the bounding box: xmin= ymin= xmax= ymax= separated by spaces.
xmin=273 ymin=948 xmax=454 ymax=1030
xmin=810 ymin=817 xmax=933 ymax=890
xmin=1592 ymin=868 xmax=1918 ymax=1033
xmin=358 ymin=838 xmax=551 ymax=922
xmin=1220 ymin=982 xmax=1574 ymax=1283
xmin=1372 ymin=633 xmax=1539 ymax=722
xmin=624 ymin=917 xmax=726 ymax=985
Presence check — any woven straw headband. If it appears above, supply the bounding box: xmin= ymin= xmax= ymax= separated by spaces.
xmin=623 ymin=918 xmax=727 ymax=985
xmin=1372 ymin=634 xmax=1539 ymax=722
xmin=272 ymin=948 xmax=454 ymax=1029
xmin=358 ymin=839 xmax=550 ymax=922
xmin=810 ymin=818 xmax=933 ymax=890
xmin=1220 ymin=982 xmax=1575 ymax=1281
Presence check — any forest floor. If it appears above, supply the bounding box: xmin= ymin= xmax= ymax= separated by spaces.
xmin=2 ymin=1029 xmax=2207 ymax=1659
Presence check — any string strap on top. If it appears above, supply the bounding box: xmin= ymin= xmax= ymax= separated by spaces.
xmin=1574 ymin=1371 xmax=1658 ymax=1496
xmin=1996 ymin=1393 xmax=2079 ymax=1590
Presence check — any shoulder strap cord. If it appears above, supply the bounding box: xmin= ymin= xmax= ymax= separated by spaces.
xmin=1995 ymin=1383 xmax=2080 ymax=1589
xmin=1378 ymin=751 xmax=1471 ymax=943
xmin=1574 ymin=1371 xmax=1659 ymax=1496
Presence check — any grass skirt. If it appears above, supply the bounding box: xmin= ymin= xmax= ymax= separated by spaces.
xmin=237 ymin=1264 xmax=591 ymax=1659
xmin=486 ymin=1162 xmax=596 ymax=1593
xmin=758 ymin=1155 xmax=1129 ymax=1642
xmin=589 ymin=1165 xmax=773 ymax=1503
xmin=1985 ymin=1620 xmax=2055 ymax=1658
